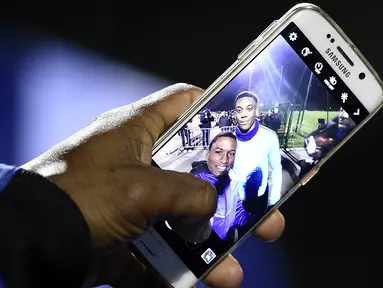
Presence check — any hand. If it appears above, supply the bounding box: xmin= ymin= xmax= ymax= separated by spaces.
xmin=23 ymin=84 xmax=285 ymax=288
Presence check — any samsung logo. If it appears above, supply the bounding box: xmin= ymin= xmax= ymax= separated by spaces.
xmin=325 ymin=48 xmax=351 ymax=77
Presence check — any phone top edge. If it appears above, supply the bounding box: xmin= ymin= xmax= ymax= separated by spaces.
xmin=283 ymin=3 xmax=383 ymax=93
xmin=153 ymin=3 xmax=383 ymax=155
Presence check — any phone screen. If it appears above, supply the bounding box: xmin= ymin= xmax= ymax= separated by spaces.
xmin=151 ymin=22 xmax=369 ymax=278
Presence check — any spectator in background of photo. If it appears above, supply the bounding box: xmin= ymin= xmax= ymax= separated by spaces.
xmin=218 ymin=111 xmax=232 ymax=132
xmin=300 ymin=107 xmax=356 ymax=177
xmin=305 ymin=107 xmax=356 ymax=160
xmin=199 ymin=109 xmax=215 ymax=149
xmin=268 ymin=106 xmax=282 ymax=134
xmin=178 ymin=119 xmax=192 ymax=152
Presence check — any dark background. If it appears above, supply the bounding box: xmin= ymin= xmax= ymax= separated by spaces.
xmin=3 ymin=1 xmax=373 ymax=287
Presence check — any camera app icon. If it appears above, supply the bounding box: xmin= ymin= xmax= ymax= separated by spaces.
xmin=201 ymin=248 xmax=216 ymax=264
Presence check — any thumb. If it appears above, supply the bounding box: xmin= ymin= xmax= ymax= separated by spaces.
xmin=125 ymin=165 xmax=217 ymax=243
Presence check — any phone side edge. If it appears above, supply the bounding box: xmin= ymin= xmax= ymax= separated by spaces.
xmin=130 ymin=227 xmax=199 ymax=288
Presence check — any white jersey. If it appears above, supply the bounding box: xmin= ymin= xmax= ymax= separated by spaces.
xmin=232 ymin=125 xmax=282 ymax=205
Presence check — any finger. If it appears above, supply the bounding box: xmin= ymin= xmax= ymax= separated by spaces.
xmin=203 ymin=254 xmax=243 ymax=288
xmin=252 ymin=209 xmax=285 ymax=242
xmin=120 ymin=165 xmax=216 ymax=243
xmin=134 ymin=83 xmax=204 ymax=144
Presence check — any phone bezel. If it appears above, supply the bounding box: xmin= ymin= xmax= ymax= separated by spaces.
xmin=131 ymin=3 xmax=383 ymax=288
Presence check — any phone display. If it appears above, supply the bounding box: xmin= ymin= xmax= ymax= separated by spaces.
xmin=150 ymin=21 xmax=370 ymax=278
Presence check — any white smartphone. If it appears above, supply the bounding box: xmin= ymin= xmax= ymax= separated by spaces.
xmin=130 ymin=3 xmax=383 ymax=288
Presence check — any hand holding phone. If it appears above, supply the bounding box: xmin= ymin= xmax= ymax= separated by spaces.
xmin=48 ymin=84 xmax=284 ymax=288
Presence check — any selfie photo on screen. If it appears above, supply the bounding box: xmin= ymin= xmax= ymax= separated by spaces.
xmin=147 ymin=20 xmax=371 ymax=280
xmin=153 ymin=32 xmax=357 ymax=247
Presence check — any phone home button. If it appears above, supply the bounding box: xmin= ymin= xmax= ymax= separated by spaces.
xmin=139 ymin=230 xmax=163 ymax=256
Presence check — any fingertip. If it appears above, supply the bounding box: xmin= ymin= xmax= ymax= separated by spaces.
xmin=187 ymin=173 xmax=218 ymax=220
xmin=141 ymin=84 xmax=205 ymax=142
xmin=165 ymin=83 xmax=205 ymax=101
xmin=253 ymin=209 xmax=285 ymax=242
xmin=155 ymin=170 xmax=217 ymax=220
xmin=204 ymin=255 xmax=243 ymax=288
xmin=152 ymin=169 xmax=217 ymax=243
xmin=168 ymin=174 xmax=216 ymax=243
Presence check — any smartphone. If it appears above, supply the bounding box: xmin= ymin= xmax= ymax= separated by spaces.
xmin=130 ymin=3 xmax=383 ymax=287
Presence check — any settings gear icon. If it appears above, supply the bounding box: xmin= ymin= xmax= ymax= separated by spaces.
xmin=289 ymin=32 xmax=298 ymax=41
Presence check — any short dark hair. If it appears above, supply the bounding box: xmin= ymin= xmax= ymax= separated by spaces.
xmin=209 ymin=132 xmax=236 ymax=150
xmin=234 ymin=91 xmax=259 ymax=107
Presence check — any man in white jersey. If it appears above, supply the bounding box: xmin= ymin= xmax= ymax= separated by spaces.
xmin=232 ymin=91 xmax=283 ymax=210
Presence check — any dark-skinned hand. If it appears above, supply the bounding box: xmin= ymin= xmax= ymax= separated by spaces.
xmin=23 ymin=84 xmax=285 ymax=288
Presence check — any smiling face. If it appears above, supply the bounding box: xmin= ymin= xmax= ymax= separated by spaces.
xmin=207 ymin=136 xmax=236 ymax=177
xmin=235 ymin=96 xmax=257 ymax=132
